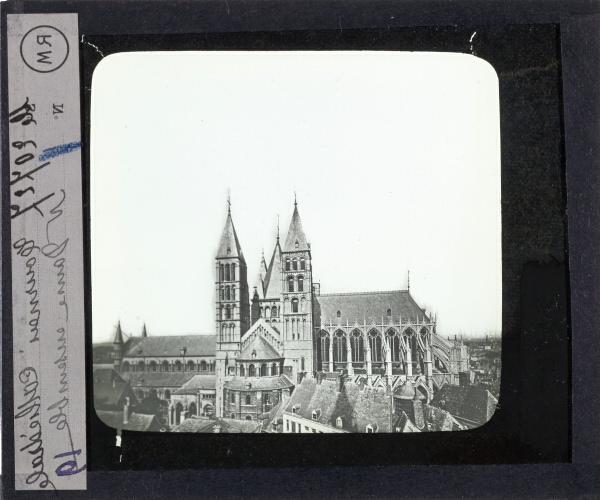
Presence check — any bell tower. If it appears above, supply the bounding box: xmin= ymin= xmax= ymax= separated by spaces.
xmin=214 ymin=200 xmax=250 ymax=416
xmin=281 ymin=197 xmax=314 ymax=383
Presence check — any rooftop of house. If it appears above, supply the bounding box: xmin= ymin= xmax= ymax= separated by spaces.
xmin=96 ymin=410 xmax=162 ymax=432
xmin=429 ymin=385 xmax=498 ymax=426
xmin=224 ymin=374 xmax=294 ymax=392
xmin=121 ymin=371 xmax=196 ymax=388
xmin=173 ymin=375 xmax=217 ymax=395
xmin=171 ymin=417 xmax=262 ymax=433
xmin=123 ymin=335 xmax=216 ymax=358
xmin=238 ymin=334 xmax=281 ymax=361
xmin=284 ymin=377 xmax=392 ymax=433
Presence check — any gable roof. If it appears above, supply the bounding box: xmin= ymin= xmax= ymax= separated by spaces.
xmin=173 ymin=375 xmax=216 ymax=395
xmin=429 ymin=385 xmax=498 ymax=426
xmin=262 ymin=241 xmax=283 ymax=298
xmin=315 ymin=290 xmax=429 ymax=325
xmin=216 ymin=211 xmax=245 ymax=263
xmin=238 ymin=334 xmax=281 ymax=361
xmin=284 ymin=377 xmax=392 ymax=433
xmin=283 ymin=204 xmax=309 ymax=252
xmin=123 ymin=335 xmax=216 ymax=358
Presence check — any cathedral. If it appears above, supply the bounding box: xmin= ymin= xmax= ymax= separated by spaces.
xmin=213 ymin=199 xmax=466 ymax=420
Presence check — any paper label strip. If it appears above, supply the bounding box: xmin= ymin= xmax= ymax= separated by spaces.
xmin=7 ymin=14 xmax=87 ymax=490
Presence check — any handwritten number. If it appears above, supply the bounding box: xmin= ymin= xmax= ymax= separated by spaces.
xmin=54 ymin=449 xmax=86 ymax=476
xmin=12 ymin=140 xmax=37 ymax=150
xmin=9 ymin=98 xmax=36 ymax=126
xmin=15 ymin=153 xmax=35 ymax=165
xmin=15 ymin=187 xmax=35 ymax=197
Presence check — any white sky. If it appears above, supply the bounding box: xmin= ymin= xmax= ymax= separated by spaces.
xmin=91 ymin=51 xmax=501 ymax=344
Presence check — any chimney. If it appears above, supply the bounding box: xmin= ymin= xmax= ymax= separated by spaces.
xmin=123 ymin=397 xmax=131 ymax=425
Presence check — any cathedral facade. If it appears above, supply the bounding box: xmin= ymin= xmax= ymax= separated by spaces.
xmin=214 ymin=199 xmax=465 ymax=419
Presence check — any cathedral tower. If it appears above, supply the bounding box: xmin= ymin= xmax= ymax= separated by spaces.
xmin=281 ymin=198 xmax=314 ymax=382
xmin=214 ymin=202 xmax=250 ymax=416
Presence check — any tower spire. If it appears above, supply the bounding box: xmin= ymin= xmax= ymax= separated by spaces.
xmin=407 ymin=270 xmax=410 ymax=292
xmin=227 ymin=194 xmax=231 ymax=215
xmin=294 ymin=191 xmax=297 ymax=207
xmin=277 ymin=215 xmax=280 ymax=242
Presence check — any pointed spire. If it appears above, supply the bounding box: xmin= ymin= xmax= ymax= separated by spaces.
xmin=216 ymin=200 xmax=245 ymax=263
xmin=283 ymin=197 xmax=309 ymax=252
xmin=407 ymin=270 xmax=410 ymax=292
xmin=142 ymin=324 xmax=147 ymax=338
xmin=113 ymin=321 xmax=124 ymax=344
xmin=277 ymin=215 xmax=280 ymax=242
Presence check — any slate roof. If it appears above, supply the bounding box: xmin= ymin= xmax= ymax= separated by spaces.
xmin=121 ymin=372 xmax=196 ymax=388
xmin=216 ymin=211 xmax=245 ymax=263
xmin=96 ymin=410 xmax=163 ymax=432
xmin=259 ymin=400 xmax=285 ymax=432
xmin=93 ymin=365 xmax=126 ymax=385
xmin=429 ymin=385 xmax=498 ymax=426
xmin=315 ymin=290 xmax=429 ymax=325
xmin=224 ymin=374 xmax=294 ymax=391
xmin=173 ymin=375 xmax=216 ymax=395
xmin=284 ymin=378 xmax=392 ymax=433
xmin=238 ymin=335 xmax=281 ymax=361
xmin=263 ymin=241 xmax=283 ymax=298
xmin=283 ymin=204 xmax=309 ymax=252
xmin=123 ymin=335 xmax=216 ymax=357
xmin=94 ymin=383 xmax=136 ymax=410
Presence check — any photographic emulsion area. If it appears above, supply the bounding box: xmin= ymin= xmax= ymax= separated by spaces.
xmin=90 ymin=51 xmax=502 ymax=436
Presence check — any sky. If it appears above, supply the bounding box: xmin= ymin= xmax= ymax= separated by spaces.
xmin=91 ymin=51 xmax=501 ymax=344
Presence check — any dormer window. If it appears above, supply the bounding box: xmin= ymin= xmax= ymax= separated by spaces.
xmin=295 ymin=240 xmax=299 ymax=248
xmin=312 ymin=409 xmax=321 ymax=420
xmin=337 ymin=310 xmax=341 ymax=318
xmin=336 ymin=417 xmax=343 ymax=429
xmin=292 ymin=404 xmax=300 ymax=414
xmin=387 ymin=308 xmax=392 ymax=317
xmin=227 ymin=247 xmax=231 ymax=255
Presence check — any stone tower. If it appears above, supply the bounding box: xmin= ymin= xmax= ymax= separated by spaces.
xmin=112 ymin=320 xmax=124 ymax=373
xmin=214 ymin=202 xmax=250 ymax=416
xmin=281 ymin=199 xmax=314 ymax=383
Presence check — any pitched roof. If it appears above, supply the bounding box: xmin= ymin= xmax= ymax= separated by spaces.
xmin=429 ymin=385 xmax=498 ymax=426
xmin=315 ymin=290 xmax=429 ymax=325
xmin=216 ymin=211 xmax=245 ymax=263
xmin=171 ymin=417 xmax=261 ymax=433
xmin=238 ymin=335 xmax=281 ymax=361
xmin=123 ymin=335 xmax=216 ymax=357
xmin=173 ymin=375 xmax=216 ymax=394
xmin=96 ymin=410 xmax=162 ymax=432
xmin=113 ymin=322 xmax=124 ymax=344
xmin=283 ymin=204 xmax=309 ymax=252
xmin=262 ymin=241 xmax=283 ymax=298
xmin=93 ymin=383 xmax=136 ymax=410
xmin=224 ymin=374 xmax=294 ymax=391
xmin=284 ymin=378 xmax=392 ymax=433
xmin=394 ymin=411 xmax=421 ymax=432
xmin=121 ymin=371 xmax=196 ymax=388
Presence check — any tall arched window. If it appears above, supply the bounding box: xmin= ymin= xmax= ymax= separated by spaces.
xmin=333 ymin=331 xmax=347 ymax=363
xmin=285 ymin=259 xmax=290 ymax=271
xmin=240 ymin=364 xmax=245 ymax=377
xmin=150 ymin=361 xmax=157 ymax=372
xmin=162 ymin=361 xmax=169 ymax=372
xmin=225 ymin=264 xmax=230 ymax=281
xmin=174 ymin=360 xmax=182 ymax=372
xmin=272 ymin=306 xmax=278 ymax=318
xmin=261 ymin=363 xmax=267 ymax=377
xmin=292 ymin=299 xmax=299 ymax=313
xmin=351 ymin=330 xmax=365 ymax=362
xmin=232 ymin=287 xmax=236 ymax=300
xmin=164 ymin=389 xmax=171 ymax=399
xmin=319 ymin=332 xmax=330 ymax=363
xmin=187 ymin=360 xmax=195 ymax=372
xmin=245 ymin=395 xmax=251 ymax=405
xmin=301 ymin=357 xmax=305 ymax=371
xmin=300 ymin=259 xmax=306 ymax=270
xmin=123 ymin=361 xmax=130 ymax=372
xmin=201 ymin=360 xmax=208 ymax=371
xmin=220 ymin=287 xmax=224 ymax=300
xmin=369 ymin=331 xmax=382 ymax=362
xmin=259 ymin=307 xmax=263 ymax=318
xmin=138 ymin=361 xmax=145 ymax=372
xmin=265 ymin=306 xmax=271 ymax=318
xmin=226 ymin=286 xmax=230 ymax=300
xmin=219 ymin=265 xmax=224 ymax=281
xmin=298 ymin=276 xmax=304 ymax=292
xmin=272 ymin=362 xmax=278 ymax=375
xmin=248 ymin=364 xmax=256 ymax=377
xmin=288 ymin=276 xmax=295 ymax=292
xmin=293 ymin=259 xmax=298 ymax=270
xmin=231 ymin=264 xmax=236 ymax=281
xmin=392 ymin=335 xmax=402 ymax=362
xmin=226 ymin=306 xmax=231 ymax=319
